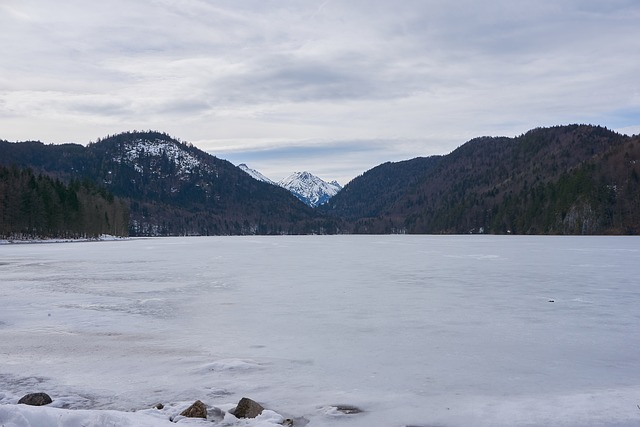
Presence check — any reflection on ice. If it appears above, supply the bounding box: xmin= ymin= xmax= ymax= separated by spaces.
xmin=59 ymin=298 xmax=173 ymax=318
xmin=1 ymin=236 xmax=640 ymax=426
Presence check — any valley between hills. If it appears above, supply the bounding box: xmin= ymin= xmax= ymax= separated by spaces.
xmin=1 ymin=124 xmax=639 ymax=238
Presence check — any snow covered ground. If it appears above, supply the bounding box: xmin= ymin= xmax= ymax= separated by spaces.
xmin=0 ymin=235 xmax=639 ymax=426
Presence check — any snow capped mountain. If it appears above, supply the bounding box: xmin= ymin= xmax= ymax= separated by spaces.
xmin=235 ymin=164 xmax=341 ymax=207
xmin=238 ymin=163 xmax=276 ymax=185
xmin=278 ymin=171 xmax=342 ymax=208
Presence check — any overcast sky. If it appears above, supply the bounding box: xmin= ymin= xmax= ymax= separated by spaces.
xmin=2 ymin=0 xmax=639 ymax=184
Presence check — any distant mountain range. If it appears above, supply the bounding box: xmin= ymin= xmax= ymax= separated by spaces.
xmin=0 ymin=131 xmax=341 ymax=237
xmin=1 ymin=124 xmax=639 ymax=237
xmin=238 ymin=164 xmax=342 ymax=208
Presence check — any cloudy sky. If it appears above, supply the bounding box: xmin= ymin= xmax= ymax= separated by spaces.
xmin=1 ymin=0 xmax=639 ymax=184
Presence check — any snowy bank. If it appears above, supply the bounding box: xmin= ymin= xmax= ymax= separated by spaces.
xmin=0 ymin=399 xmax=292 ymax=427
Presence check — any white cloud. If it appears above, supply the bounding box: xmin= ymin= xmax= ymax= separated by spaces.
xmin=1 ymin=0 xmax=639 ymax=181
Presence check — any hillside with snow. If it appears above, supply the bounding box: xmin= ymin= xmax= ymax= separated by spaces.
xmin=0 ymin=131 xmax=339 ymax=236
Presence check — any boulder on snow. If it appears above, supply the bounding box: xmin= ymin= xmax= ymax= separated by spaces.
xmin=334 ymin=404 xmax=363 ymax=414
xmin=18 ymin=392 xmax=52 ymax=406
xmin=180 ymin=400 xmax=207 ymax=418
xmin=232 ymin=397 xmax=264 ymax=418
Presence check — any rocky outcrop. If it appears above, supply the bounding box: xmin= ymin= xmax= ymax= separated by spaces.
xmin=334 ymin=404 xmax=363 ymax=414
xmin=232 ymin=397 xmax=264 ymax=418
xmin=18 ymin=393 xmax=52 ymax=406
xmin=180 ymin=400 xmax=207 ymax=418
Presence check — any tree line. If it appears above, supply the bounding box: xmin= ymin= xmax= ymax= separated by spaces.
xmin=324 ymin=125 xmax=640 ymax=234
xmin=0 ymin=165 xmax=129 ymax=239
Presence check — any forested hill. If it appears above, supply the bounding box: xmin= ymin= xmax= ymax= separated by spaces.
xmin=321 ymin=125 xmax=640 ymax=234
xmin=0 ymin=165 xmax=128 ymax=239
xmin=318 ymin=156 xmax=441 ymax=222
xmin=3 ymin=125 xmax=639 ymax=237
xmin=0 ymin=131 xmax=340 ymax=236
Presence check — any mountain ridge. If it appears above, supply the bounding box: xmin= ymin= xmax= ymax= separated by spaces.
xmin=2 ymin=124 xmax=639 ymax=236
xmin=238 ymin=163 xmax=276 ymax=185
xmin=238 ymin=164 xmax=342 ymax=208
xmin=0 ymin=131 xmax=342 ymax=236
xmin=322 ymin=124 xmax=640 ymax=234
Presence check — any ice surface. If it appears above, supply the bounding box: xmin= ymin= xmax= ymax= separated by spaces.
xmin=1 ymin=236 xmax=639 ymax=426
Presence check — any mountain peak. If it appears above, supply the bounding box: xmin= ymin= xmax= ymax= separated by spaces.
xmin=278 ymin=171 xmax=341 ymax=208
xmin=238 ymin=163 xmax=276 ymax=185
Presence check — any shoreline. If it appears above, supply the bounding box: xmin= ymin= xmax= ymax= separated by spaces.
xmin=0 ymin=235 xmax=130 ymax=245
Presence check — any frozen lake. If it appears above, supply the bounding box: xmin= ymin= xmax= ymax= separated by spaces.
xmin=1 ymin=235 xmax=639 ymax=426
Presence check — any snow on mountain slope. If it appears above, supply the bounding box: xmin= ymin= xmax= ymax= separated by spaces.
xmin=114 ymin=136 xmax=212 ymax=178
xmin=236 ymin=165 xmax=341 ymax=208
xmin=238 ymin=164 xmax=276 ymax=185
xmin=278 ymin=171 xmax=342 ymax=208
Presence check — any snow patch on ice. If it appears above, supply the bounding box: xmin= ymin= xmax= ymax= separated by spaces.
xmin=0 ymin=404 xmax=178 ymax=427
xmin=198 ymin=359 xmax=265 ymax=373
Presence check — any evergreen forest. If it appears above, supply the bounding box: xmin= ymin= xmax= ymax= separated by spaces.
xmin=0 ymin=165 xmax=129 ymax=239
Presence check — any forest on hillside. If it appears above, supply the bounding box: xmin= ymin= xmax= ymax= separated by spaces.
xmin=2 ymin=125 xmax=639 ymax=237
xmin=324 ymin=125 xmax=640 ymax=234
xmin=0 ymin=165 xmax=129 ymax=239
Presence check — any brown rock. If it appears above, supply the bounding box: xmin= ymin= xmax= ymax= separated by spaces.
xmin=18 ymin=393 xmax=52 ymax=406
xmin=180 ymin=400 xmax=207 ymax=418
xmin=233 ymin=397 xmax=264 ymax=418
